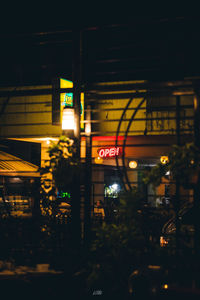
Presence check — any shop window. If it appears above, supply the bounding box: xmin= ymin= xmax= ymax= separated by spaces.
xmin=104 ymin=183 xmax=120 ymax=199
xmin=1 ymin=177 xmax=33 ymax=217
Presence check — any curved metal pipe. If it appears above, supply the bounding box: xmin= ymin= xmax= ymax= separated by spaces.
xmin=115 ymin=97 xmax=134 ymax=191
xmin=122 ymin=97 xmax=146 ymax=190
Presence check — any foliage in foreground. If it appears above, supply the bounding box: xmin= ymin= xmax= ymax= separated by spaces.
xmin=86 ymin=143 xmax=200 ymax=294
xmin=39 ymin=136 xmax=80 ymax=219
xmin=40 ymin=136 xmax=79 ymax=192
xmin=86 ymin=188 xmax=147 ymax=294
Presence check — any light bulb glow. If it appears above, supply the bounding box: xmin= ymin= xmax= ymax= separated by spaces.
xmin=62 ymin=108 xmax=75 ymax=130
xmin=129 ymin=160 xmax=138 ymax=169
xmin=95 ymin=156 xmax=103 ymax=164
xmin=111 ymin=183 xmax=119 ymax=191
xmin=160 ymin=156 xmax=169 ymax=165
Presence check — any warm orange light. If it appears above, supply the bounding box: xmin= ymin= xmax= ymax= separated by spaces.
xmin=129 ymin=160 xmax=138 ymax=169
xmin=160 ymin=156 xmax=169 ymax=165
xmin=160 ymin=236 xmax=168 ymax=247
xmin=95 ymin=157 xmax=103 ymax=164
xmin=163 ymin=284 xmax=168 ymax=289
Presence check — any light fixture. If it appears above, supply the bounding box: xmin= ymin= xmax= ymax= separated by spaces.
xmin=85 ymin=121 xmax=91 ymax=136
xmin=160 ymin=236 xmax=168 ymax=247
xmin=160 ymin=156 xmax=169 ymax=165
xmin=94 ymin=156 xmax=103 ymax=164
xmin=62 ymin=107 xmax=75 ymax=130
xmin=129 ymin=160 xmax=138 ymax=169
xmin=111 ymin=183 xmax=119 ymax=191
xmin=163 ymin=284 xmax=168 ymax=290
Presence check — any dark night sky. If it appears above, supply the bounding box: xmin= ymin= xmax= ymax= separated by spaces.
xmin=1 ymin=15 xmax=200 ymax=86
xmin=0 ymin=10 xmax=118 ymax=85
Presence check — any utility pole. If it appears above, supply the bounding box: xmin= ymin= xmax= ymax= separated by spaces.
xmin=71 ymin=28 xmax=82 ymax=249
xmin=175 ymin=95 xmax=181 ymax=253
xmin=84 ymin=104 xmax=92 ymax=245
xmin=193 ymin=90 xmax=200 ymax=255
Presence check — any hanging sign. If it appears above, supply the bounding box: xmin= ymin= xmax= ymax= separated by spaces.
xmin=60 ymin=78 xmax=84 ymax=130
xmin=98 ymin=147 xmax=122 ymax=158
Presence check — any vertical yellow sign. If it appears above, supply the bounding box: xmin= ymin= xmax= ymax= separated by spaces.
xmin=60 ymin=78 xmax=84 ymax=130
xmin=80 ymin=92 xmax=84 ymax=130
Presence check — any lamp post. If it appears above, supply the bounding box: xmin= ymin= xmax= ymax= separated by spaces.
xmin=193 ymin=90 xmax=200 ymax=254
xmin=84 ymin=104 xmax=92 ymax=244
xmin=52 ymin=27 xmax=82 ymax=250
xmin=61 ymin=28 xmax=91 ymax=249
xmin=61 ymin=104 xmax=81 ymax=248
xmin=71 ymin=28 xmax=82 ymax=248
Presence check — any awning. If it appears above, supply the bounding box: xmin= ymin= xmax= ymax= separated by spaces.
xmin=0 ymin=151 xmax=40 ymax=177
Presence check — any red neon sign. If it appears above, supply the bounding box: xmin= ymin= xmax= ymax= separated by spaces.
xmin=98 ymin=147 xmax=122 ymax=158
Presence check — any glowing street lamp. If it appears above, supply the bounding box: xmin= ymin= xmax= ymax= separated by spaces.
xmin=62 ymin=107 xmax=75 ymax=131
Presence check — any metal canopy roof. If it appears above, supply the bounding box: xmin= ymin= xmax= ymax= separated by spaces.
xmin=0 ymin=151 xmax=40 ymax=177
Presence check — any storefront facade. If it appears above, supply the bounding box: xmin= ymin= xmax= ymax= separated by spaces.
xmin=0 ymin=79 xmax=196 ymax=219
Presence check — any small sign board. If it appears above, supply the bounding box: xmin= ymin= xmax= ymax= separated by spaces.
xmin=98 ymin=147 xmax=122 ymax=158
xmin=60 ymin=78 xmax=84 ymax=130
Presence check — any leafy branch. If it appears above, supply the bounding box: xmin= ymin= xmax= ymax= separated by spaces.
xmin=143 ymin=142 xmax=200 ymax=188
xmin=40 ymin=136 xmax=80 ymax=191
xmin=39 ymin=136 xmax=80 ymax=218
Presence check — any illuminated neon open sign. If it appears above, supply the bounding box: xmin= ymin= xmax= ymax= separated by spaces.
xmin=98 ymin=147 xmax=122 ymax=158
